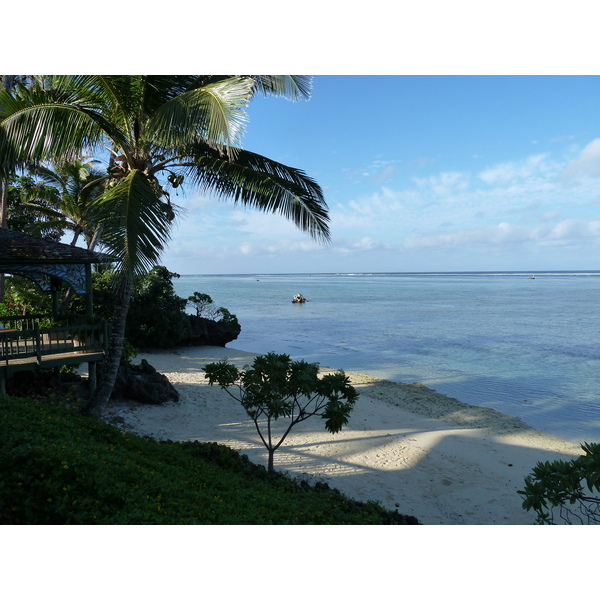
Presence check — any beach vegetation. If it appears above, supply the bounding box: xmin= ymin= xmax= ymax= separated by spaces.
xmin=86 ymin=265 xmax=191 ymax=350
xmin=203 ymin=352 xmax=358 ymax=474
xmin=70 ymin=266 xmax=238 ymax=350
xmin=519 ymin=442 xmax=600 ymax=524
xmin=0 ymin=393 xmax=417 ymax=524
xmin=1 ymin=268 xmax=50 ymax=315
xmin=0 ymin=75 xmax=330 ymax=416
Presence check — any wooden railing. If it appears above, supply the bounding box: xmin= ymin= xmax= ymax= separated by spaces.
xmin=0 ymin=319 xmax=109 ymax=394
xmin=0 ymin=314 xmax=48 ymax=331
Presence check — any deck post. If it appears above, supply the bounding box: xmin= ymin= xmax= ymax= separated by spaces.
xmin=34 ymin=323 xmax=42 ymax=364
xmin=88 ymin=361 xmax=97 ymax=395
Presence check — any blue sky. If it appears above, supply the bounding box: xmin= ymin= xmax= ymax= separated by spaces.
xmin=162 ymin=75 xmax=600 ymax=274
xmin=9 ymin=4 xmax=600 ymax=275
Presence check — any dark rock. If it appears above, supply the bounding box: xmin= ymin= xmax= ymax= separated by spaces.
xmin=183 ymin=315 xmax=241 ymax=347
xmin=110 ymin=359 xmax=179 ymax=404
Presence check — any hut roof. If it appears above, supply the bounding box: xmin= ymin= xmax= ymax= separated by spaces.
xmin=0 ymin=229 xmax=116 ymax=294
xmin=0 ymin=229 xmax=113 ymax=265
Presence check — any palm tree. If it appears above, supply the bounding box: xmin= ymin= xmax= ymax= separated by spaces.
xmin=20 ymin=158 xmax=107 ymax=311
xmin=0 ymin=76 xmax=37 ymax=301
xmin=23 ymin=158 xmax=105 ymax=249
xmin=0 ymin=75 xmax=330 ymax=415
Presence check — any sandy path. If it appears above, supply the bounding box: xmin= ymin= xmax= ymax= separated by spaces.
xmin=103 ymin=346 xmax=583 ymax=525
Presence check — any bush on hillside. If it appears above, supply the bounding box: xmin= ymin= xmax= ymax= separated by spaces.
xmin=0 ymin=394 xmax=419 ymax=525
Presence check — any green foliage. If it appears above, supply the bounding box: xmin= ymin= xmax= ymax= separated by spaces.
xmin=0 ymin=302 xmax=14 ymax=318
xmin=80 ymin=267 xmax=239 ymax=350
xmin=204 ymin=352 xmax=358 ymax=473
xmin=518 ymin=442 xmax=600 ymax=524
xmin=85 ymin=266 xmax=191 ymax=349
xmin=1 ymin=275 xmax=51 ymax=315
xmin=0 ymin=394 xmax=416 ymax=524
xmin=23 ymin=158 xmax=105 ymax=247
xmin=216 ymin=307 xmax=239 ymax=328
xmin=127 ymin=266 xmax=190 ymax=348
xmin=6 ymin=175 xmax=63 ymax=240
xmin=120 ymin=338 xmax=139 ymax=367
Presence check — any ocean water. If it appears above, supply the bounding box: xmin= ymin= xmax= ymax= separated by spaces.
xmin=172 ymin=272 xmax=600 ymax=444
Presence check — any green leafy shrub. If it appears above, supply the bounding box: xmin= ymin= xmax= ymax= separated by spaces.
xmin=120 ymin=338 xmax=139 ymax=366
xmin=204 ymin=352 xmax=358 ymax=474
xmin=519 ymin=442 xmax=600 ymax=524
xmin=1 ymin=275 xmax=51 ymax=316
xmin=81 ymin=267 xmax=238 ymax=350
xmin=0 ymin=394 xmax=418 ymax=524
xmin=85 ymin=266 xmax=191 ymax=349
xmin=215 ymin=307 xmax=239 ymax=328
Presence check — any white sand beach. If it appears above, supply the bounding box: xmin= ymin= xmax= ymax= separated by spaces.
xmin=103 ymin=345 xmax=584 ymax=525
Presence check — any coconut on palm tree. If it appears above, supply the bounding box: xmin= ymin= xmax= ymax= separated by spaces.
xmin=0 ymin=75 xmax=330 ymax=414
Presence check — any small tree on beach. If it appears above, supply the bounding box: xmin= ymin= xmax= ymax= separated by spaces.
xmin=203 ymin=352 xmax=358 ymax=474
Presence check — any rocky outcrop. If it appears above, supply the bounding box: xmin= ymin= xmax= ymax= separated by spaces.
xmin=184 ymin=315 xmax=241 ymax=347
xmin=111 ymin=359 xmax=179 ymax=404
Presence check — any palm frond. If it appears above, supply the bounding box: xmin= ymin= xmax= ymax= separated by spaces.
xmin=26 ymin=218 xmax=73 ymax=238
xmin=140 ymin=76 xmax=209 ymax=112
xmin=26 ymin=163 xmax=65 ymax=190
xmin=147 ymin=77 xmax=254 ymax=156
xmin=2 ymin=77 xmax=132 ymax=161
xmin=2 ymin=102 xmax=104 ymax=164
xmin=249 ymin=76 xmax=313 ymax=101
xmin=89 ymin=170 xmax=173 ymax=275
xmin=181 ymin=144 xmax=330 ymax=243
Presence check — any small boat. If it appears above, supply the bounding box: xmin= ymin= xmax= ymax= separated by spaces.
xmin=292 ymin=293 xmax=307 ymax=303
xmin=529 ymin=275 xmax=536 ymax=279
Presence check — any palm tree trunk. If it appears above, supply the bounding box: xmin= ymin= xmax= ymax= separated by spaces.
xmin=84 ymin=273 xmax=132 ymax=415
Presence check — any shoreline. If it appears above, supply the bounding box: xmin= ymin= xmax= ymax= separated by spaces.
xmin=105 ymin=345 xmax=584 ymax=525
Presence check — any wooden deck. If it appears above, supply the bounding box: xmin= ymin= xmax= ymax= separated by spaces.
xmin=0 ymin=319 xmax=109 ymax=394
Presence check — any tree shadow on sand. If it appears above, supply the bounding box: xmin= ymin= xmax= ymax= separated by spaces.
xmin=117 ymin=358 xmax=585 ymax=524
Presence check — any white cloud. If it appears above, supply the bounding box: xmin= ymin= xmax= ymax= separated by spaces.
xmin=478 ymin=153 xmax=550 ymax=184
xmin=335 ymin=146 xmax=600 ymax=242
xmin=542 ymin=210 xmax=561 ymax=222
xmin=403 ymin=218 xmax=600 ymax=250
xmin=160 ymin=140 xmax=600 ymax=273
xmin=561 ymin=138 xmax=600 ymax=179
xmin=413 ymin=171 xmax=469 ymax=196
